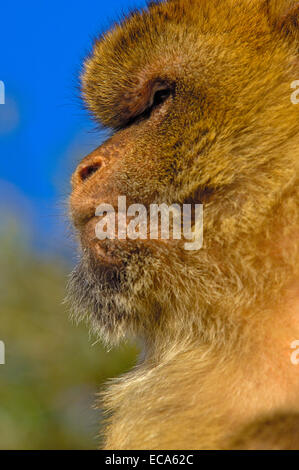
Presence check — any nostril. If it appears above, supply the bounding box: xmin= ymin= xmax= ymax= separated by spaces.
xmin=79 ymin=161 xmax=102 ymax=182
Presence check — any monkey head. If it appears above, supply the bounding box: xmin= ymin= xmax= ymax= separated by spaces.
xmin=68 ymin=0 xmax=299 ymax=349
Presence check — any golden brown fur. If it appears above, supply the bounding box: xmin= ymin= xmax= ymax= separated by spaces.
xmin=225 ymin=412 xmax=299 ymax=450
xmin=67 ymin=0 xmax=299 ymax=449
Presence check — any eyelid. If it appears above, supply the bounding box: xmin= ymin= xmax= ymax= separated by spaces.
xmin=116 ymin=83 xmax=173 ymax=130
xmin=148 ymin=83 xmax=172 ymax=107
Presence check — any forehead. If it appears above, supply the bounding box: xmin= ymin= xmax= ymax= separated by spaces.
xmin=101 ymin=0 xmax=269 ymax=46
xmin=87 ymin=0 xmax=275 ymax=77
xmin=89 ymin=3 xmax=273 ymax=73
xmin=85 ymin=1 xmax=280 ymax=96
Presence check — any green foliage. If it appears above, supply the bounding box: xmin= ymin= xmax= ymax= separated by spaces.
xmin=0 ymin=224 xmax=138 ymax=449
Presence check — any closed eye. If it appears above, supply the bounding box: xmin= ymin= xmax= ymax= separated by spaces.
xmin=150 ymin=87 xmax=172 ymax=108
xmin=120 ymin=86 xmax=173 ymax=129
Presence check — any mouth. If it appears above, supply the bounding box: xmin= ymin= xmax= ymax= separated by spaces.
xmin=75 ymin=190 xmax=205 ymax=270
xmin=93 ymin=243 xmax=118 ymax=265
xmin=80 ymin=216 xmax=126 ymax=266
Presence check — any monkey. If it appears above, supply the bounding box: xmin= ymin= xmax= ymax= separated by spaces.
xmin=67 ymin=0 xmax=299 ymax=449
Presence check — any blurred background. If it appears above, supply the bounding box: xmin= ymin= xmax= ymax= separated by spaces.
xmin=0 ymin=0 xmax=147 ymax=449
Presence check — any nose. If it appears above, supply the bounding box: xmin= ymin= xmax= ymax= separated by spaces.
xmin=71 ymin=154 xmax=106 ymax=189
xmin=70 ymin=132 xmax=130 ymax=229
xmin=78 ymin=160 xmax=103 ymax=182
xmin=70 ymin=144 xmax=118 ymax=229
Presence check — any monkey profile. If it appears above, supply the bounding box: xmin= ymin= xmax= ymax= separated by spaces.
xmin=67 ymin=0 xmax=299 ymax=449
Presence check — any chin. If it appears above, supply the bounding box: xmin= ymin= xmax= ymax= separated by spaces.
xmin=66 ymin=240 xmax=155 ymax=344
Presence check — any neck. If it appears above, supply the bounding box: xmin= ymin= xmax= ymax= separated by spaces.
xmin=102 ymin=277 xmax=299 ymax=449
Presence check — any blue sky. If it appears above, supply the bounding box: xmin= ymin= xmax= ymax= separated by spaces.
xmin=0 ymin=0 xmax=147 ymax=255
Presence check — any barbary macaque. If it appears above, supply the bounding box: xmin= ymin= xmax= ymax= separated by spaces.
xmin=68 ymin=0 xmax=299 ymax=449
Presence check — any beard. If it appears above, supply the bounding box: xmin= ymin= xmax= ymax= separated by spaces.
xmin=66 ymin=241 xmax=155 ymax=345
xmin=67 ymin=256 xmax=131 ymax=345
xmin=65 ymin=236 xmax=221 ymax=348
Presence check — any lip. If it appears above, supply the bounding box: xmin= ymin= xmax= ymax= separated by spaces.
xmin=93 ymin=240 xmax=122 ymax=265
xmin=81 ymin=215 xmax=125 ymax=266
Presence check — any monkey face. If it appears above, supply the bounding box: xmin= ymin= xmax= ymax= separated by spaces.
xmin=68 ymin=0 xmax=299 ymax=344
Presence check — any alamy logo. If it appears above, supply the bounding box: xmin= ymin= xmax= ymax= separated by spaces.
xmin=0 ymin=341 xmax=5 ymax=365
xmin=291 ymin=340 xmax=299 ymax=365
xmin=95 ymin=196 xmax=203 ymax=251
xmin=0 ymin=81 xmax=5 ymax=104
xmin=291 ymin=81 xmax=299 ymax=105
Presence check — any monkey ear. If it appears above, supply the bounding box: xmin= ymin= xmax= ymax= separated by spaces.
xmin=266 ymin=0 xmax=299 ymax=42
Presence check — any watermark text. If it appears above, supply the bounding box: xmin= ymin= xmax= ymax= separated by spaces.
xmin=0 ymin=341 xmax=5 ymax=365
xmin=95 ymin=197 xmax=203 ymax=251
xmin=0 ymin=81 xmax=5 ymax=104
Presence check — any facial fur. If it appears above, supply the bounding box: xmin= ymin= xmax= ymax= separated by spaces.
xmin=68 ymin=0 xmax=299 ymax=353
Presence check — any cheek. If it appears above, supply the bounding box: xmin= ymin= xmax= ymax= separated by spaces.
xmin=119 ymin=126 xmax=178 ymax=190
